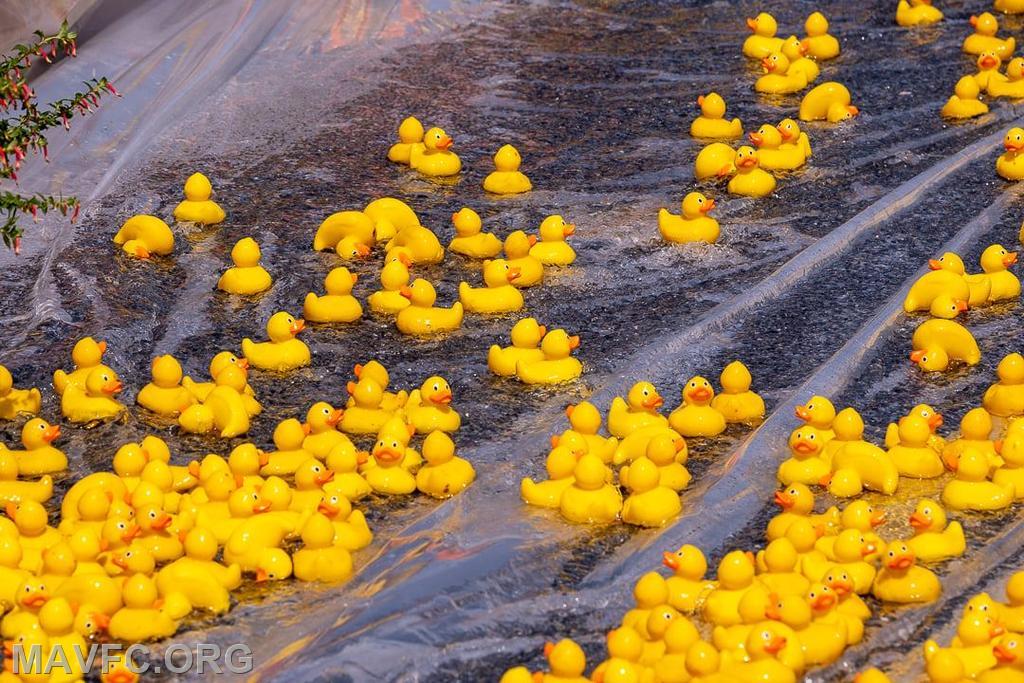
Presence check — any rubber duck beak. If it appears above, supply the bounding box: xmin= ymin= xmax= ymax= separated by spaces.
xmin=909 ymin=512 xmax=930 ymax=529
xmin=399 ymin=286 xmax=413 ymax=299
xmin=537 ymin=325 xmax=547 ymax=337
xmin=928 ymin=413 xmax=943 ymax=430
xmin=674 ymin=438 xmax=687 ymax=452
xmin=779 ymin=127 xmax=793 ymax=141
xmin=793 ymin=439 xmax=817 ymax=454
xmin=432 ymin=390 xmax=453 ymax=405
xmin=829 ymin=577 xmax=853 ymax=595
xmin=527 ymin=234 xmax=538 ymax=247
xmin=437 ymin=135 xmax=453 ymax=150
xmin=862 ymin=543 xmax=878 ymax=558
xmin=290 ymin=318 xmax=306 ymax=335
xmin=812 ymin=593 xmax=836 ymax=610
xmin=315 ymin=470 xmax=335 ymax=486
xmin=355 ymin=244 xmax=370 ymax=258
xmin=749 ymin=132 xmax=764 ymax=146
xmin=563 ymin=224 xmax=575 ymax=237
xmin=846 ymin=105 xmax=860 ymax=117
xmin=928 ymin=259 xmax=943 ymax=270
xmin=111 ymin=554 xmax=128 ymax=570
xmin=153 ymin=513 xmax=172 ymax=530
xmin=543 ymin=642 xmax=555 ymax=658
xmin=550 ymin=434 xmax=560 ymax=448
xmin=507 ymin=267 xmax=522 ymax=282
xmin=328 ymin=409 xmax=343 ymax=426
xmin=123 ymin=523 xmax=141 ymax=543
xmin=103 ymin=380 xmax=124 ymax=395
xmin=302 ymin=422 xmax=312 ymax=436
xmin=956 ymin=300 xmax=969 ymax=312
xmin=258 ymin=450 xmax=270 ymax=467
xmin=970 ymin=15 xmax=979 ymax=27
xmin=353 ymin=363 xmax=364 ymax=377
xmin=799 ymin=40 xmax=809 ymax=56
xmin=764 ymin=602 xmax=781 ymax=620
xmin=568 ymin=335 xmax=581 ymax=350
xmin=98 ymin=340 xmax=108 ymax=354
xmin=253 ymin=502 xmax=271 ymax=514
xmin=564 ymin=405 xmax=575 ymax=419
xmin=746 ymin=17 xmax=758 ymax=32
xmin=93 ymin=612 xmax=111 ymax=631
xmin=996 ymin=439 xmax=1005 ymax=455
xmin=795 ymin=405 xmax=811 ymax=421
xmin=697 ymin=95 xmax=705 ymax=106
xmin=23 ymin=591 xmax=49 ymax=608
xmin=765 ymin=635 xmax=787 ymax=654
xmin=687 ymin=387 xmax=712 ymax=401
xmin=870 ymin=510 xmax=886 ymax=527
xmin=992 ymin=624 xmax=1007 ymax=638
xmin=43 ymin=425 xmax=60 ymax=443
xmin=255 ymin=568 xmax=269 ymax=583
xmin=662 ymin=551 xmax=680 ymax=570
xmin=981 ymin=55 xmax=999 ymax=69
xmin=760 ymin=57 xmax=774 ymax=72
xmin=909 ymin=350 xmax=927 ymax=363
xmin=317 ymin=501 xmax=339 ymax=517
xmin=701 ymin=198 xmax=716 ymax=213
xmin=642 ymin=395 xmax=664 ymax=409
xmin=350 ymin=273 xmax=360 ymax=285
xmin=375 ymin=447 xmax=404 ymax=465
xmin=1004 ymin=252 xmax=1019 ymax=267
xmin=356 ymin=451 xmax=369 ymax=465
xmin=4 ymin=502 xmax=17 ymax=519
xmin=995 ymin=643 xmax=1017 ymax=663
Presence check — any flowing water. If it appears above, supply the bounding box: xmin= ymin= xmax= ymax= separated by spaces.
xmin=3 ymin=0 xmax=1024 ymax=680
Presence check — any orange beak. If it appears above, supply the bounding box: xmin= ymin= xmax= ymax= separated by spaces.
xmin=550 ymin=435 xmax=560 ymax=448
xmin=327 ymin=409 xmax=343 ymax=426
xmin=749 ymin=132 xmax=764 ymax=146
xmin=355 ymin=244 xmax=370 ymax=258
xmin=317 ymin=501 xmax=339 ymax=517
xmin=861 ymin=543 xmax=877 ymax=558
xmin=779 ymin=127 xmax=793 ymax=141
xmin=103 ymin=380 xmax=124 ymax=395
xmin=255 ymin=568 xmax=269 ymax=583
xmin=870 ymin=510 xmax=886 ymax=527
xmin=258 ymin=450 xmax=270 ymax=467
xmin=98 ymin=340 xmax=108 ymax=354
xmin=760 ymin=57 xmax=775 ymax=72
xmin=93 ymin=612 xmax=111 ymax=631
xmin=812 ymin=592 xmax=836 ymax=610
xmin=399 ymin=286 xmax=413 ymax=299
xmin=431 ymin=390 xmax=453 ymax=405
xmin=928 ymin=259 xmax=943 ymax=270
xmin=970 ymin=15 xmax=979 ymax=27
xmin=774 ymin=490 xmax=794 ymax=509
xmin=356 ymin=451 xmax=369 ymax=465
xmin=955 ymin=300 xmax=969 ymax=312
xmin=662 ymin=551 xmax=680 ymax=570
xmin=43 ymin=425 xmax=60 ymax=442
xmin=674 ymin=438 xmax=687 ymax=453
xmin=153 ymin=513 xmax=172 ymax=530
xmin=564 ymin=405 xmax=575 ymax=419
xmin=544 ymin=642 xmax=555 ymax=658
xmin=995 ymin=439 xmax=1004 ymax=455
xmin=563 ymin=224 xmax=575 ymax=237
xmin=375 ymin=447 xmax=404 ymax=465
xmin=737 ymin=155 xmax=757 ymax=168
xmin=1005 ymin=139 xmax=1024 ymax=152
xmin=793 ymin=440 xmax=818 ymax=454
xmin=846 ymin=105 xmax=859 ymax=117
xmin=353 ymin=363 xmax=364 ymax=378
xmin=252 ymin=502 xmax=271 ymax=514
xmin=765 ymin=601 xmax=781 ymax=621
xmin=1004 ymin=252 xmax=1018 ymax=267
xmin=290 ymin=318 xmax=306 ymax=335
xmin=995 ymin=643 xmax=1017 ymax=664
xmin=909 ymin=350 xmax=927 ymax=363
xmin=568 ymin=335 xmax=581 ymax=350
xmin=928 ymin=412 xmax=943 ymax=430
xmin=746 ymin=17 xmax=758 ymax=31
xmin=111 ymin=554 xmax=129 ymax=570
xmin=507 ymin=267 xmax=522 ymax=282
xmin=697 ymin=95 xmax=705 ymax=106
xmin=122 ymin=523 xmax=141 ymax=544
xmin=237 ymin=357 xmax=250 ymax=370
xmin=992 ymin=624 xmax=1007 ymax=638
xmin=701 ymin=198 xmax=716 ymax=213
xmin=828 ymin=576 xmax=853 ymax=596
xmin=642 ymin=395 xmax=664 ymax=409
xmin=22 ymin=590 xmax=49 ymax=609
xmin=315 ymin=470 xmax=335 ymax=486
xmin=765 ymin=635 xmax=787 ymax=654
xmin=687 ymin=386 xmax=712 ymax=401
xmin=798 ymin=40 xmax=809 ymax=56
xmin=888 ymin=555 xmax=913 ymax=570
xmin=795 ymin=405 xmax=811 ymax=421
xmin=527 ymin=234 xmax=538 ymax=247
xmin=437 ymin=135 xmax=453 ymax=150
xmin=981 ymin=55 xmax=999 ymax=69
xmin=909 ymin=512 xmax=930 ymax=530
xmin=537 ymin=325 xmax=547 ymax=336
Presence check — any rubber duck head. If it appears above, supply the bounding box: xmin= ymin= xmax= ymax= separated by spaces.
xmin=841 ymin=500 xmax=885 ymax=531
xmin=645 ymin=605 xmax=680 ymax=641
xmin=826 ymin=101 xmax=859 ymax=123
xmin=423 ymin=127 xmax=453 ymax=152
xmin=685 ymin=641 xmax=720 ymax=677
xmin=788 ymin=426 xmax=821 ymax=458
xmin=378 ymin=415 xmax=416 ymax=446
xmin=982 ymin=244 xmax=1018 ymax=273
xmin=397 ymin=116 xmax=424 ymax=143
xmin=498 ymin=667 xmax=532 ymax=683
xmin=997 ymin=353 xmax=1024 ymax=386
xmin=897 ymin=414 xmax=933 ymax=446
xmin=785 ymin=518 xmax=823 ymax=552
xmin=111 ymin=546 xmax=156 ymax=577
xmin=260 ymin=476 xmax=292 ymax=511
xmin=805 ymin=11 xmax=829 ymax=36
xmin=353 ymin=360 xmax=390 ymax=387
xmin=539 ymin=215 xmax=575 ymax=242
xmin=573 ymin=453 xmax=607 ymax=491
xmin=781 ymin=35 xmax=808 ymax=62
xmin=954 ymin=449 xmax=990 ymax=482
xmin=136 ymin=504 xmax=173 ymax=535
xmin=101 ymin=515 xmax=139 ymax=549
xmin=833 ymin=528 xmax=875 ymax=562
xmin=265 ymin=311 xmax=304 ymax=343
xmin=14 ymin=577 xmax=50 ymax=611
xmin=749 ymin=124 xmax=783 ymax=151
xmin=970 ymin=12 xmax=1000 ymax=37
xmin=509 ymin=318 xmax=545 ymax=350
xmin=855 ymin=669 xmax=893 ymax=683
xmin=210 ymin=351 xmax=248 ymax=378
xmin=777 ymin=118 xmax=804 ymax=143
xmin=930 ymin=251 xmax=966 ymax=274
xmin=306 ymin=401 xmax=343 ymax=434
xmin=832 ymin=407 xmax=865 ymax=441
xmin=143 ymin=355 xmax=183 ymax=391
xmin=75 ymin=604 xmax=111 ymax=639
xmin=121 ymin=573 xmax=160 ymax=609
xmin=646 ymin=433 xmax=687 ymax=466
xmin=71 ymin=336 xmax=107 ymax=368
xmin=229 ymin=237 xmax=262 ymax=268
xmin=964 ymin=593 xmax=1000 ymax=622
xmin=909 ymin=498 xmax=946 ymax=534
xmin=911 ymin=404 xmax=943 ymax=432
xmin=335 ymin=235 xmax=371 ymax=260
xmin=697 ymin=92 xmax=726 ymax=118
xmin=543 ymin=639 xmax=586 ymax=677
xmin=882 ymin=541 xmax=917 ymax=572
xmin=682 ymin=376 xmax=714 ymax=406
xmin=273 ymin=418 xmax=307 ymax=450
xmin=21 ymin=417 xmax=60 ymax=450
xmin=746 ymin=623 xmax=788 ymax=661
xmin=928 ymin=293 xmax=968 ymax=320
xmin=994 ymin=633 xmax=1024 ymax=668
xmin=823 ymin=566 xmax=855 ymax=597
xmin=66 ymin=528 xmax=103 ymax=563
xmin=954 ymin=75 xmax=982 ymax=101
xmin=324 ymin=267 xmax=358 ymax=295
xmin=84 ymin=366 xmax=123 ymax=398
xmin=400 ymin=278 xmax=437 ymax=307
xmin=482 ymin=258 xmax=522 ymax=287
xmin=183 ymin=172 xmax=213 ymax=201
xmin=1005 ymin=128 xmax=1024 ymax=154
xmin=746 ymin=12 xmax=779 ymax=37
xmin=493 ymin=144 xmax=522 ymax=171
xmin=627 ymin=381 xmax=663 ymax=411
xmin=807 ymin=582 xmax=837 ymax=616
xmin=300 ymin=512 xmax=337 ymax=550
xmin=446 ymin=208 xmax=482 ymax=240
xmin=227 ymin=487 xmax=265 ymax=518
xmin=959 ymin=407 xmax=993 ymax=440
xmin=1007 ymin=571 xmax=1024 ymax=606
xmin=733 ymin=145 xmax=760 ymax=170
xmin=6 ymin=500 xmax=47 ymax=536
xmin=827 ymin=468 xmax=862 ymax=497
xmin=419 ymin=376 xmax=453 ymax=406
xmin=978 ymin=50 xmax=1002 ymax=72
xmin=662 ymin=543 xmax=706 ymax=579
xmin=1008 ymin=58 xmax=1024 ymax=82
xmin=41 ymin=541 xmax=76 ymax=577
xmin=540 ymin=329 xmax=580 ymax=360
xmin=503 ymin=230 xmax=535 ymax=258
xmin=774 ymin=482 xmax=815 ymax=514
xmin=681 ymin=191 xmax=715 ymax=219
xmin=183 ymin=526 xmax=218 ymax=561
xmin=378 ymin=259 xmax=410 ymax=294
xmin=717 ymin=549 xmax=755 ymax=589
xmin=794 ymin=395 xmax=835 ymax=428
xmin=294 ymin=459 xmax=334 ymax=491
xmin=760 ymin=51 xmax=790 ymax=75
xmin=625 ymin=456 xmax=659 ymax=493
xmin=347 ymin=377 xmax=384 ymax=410
xmin=633 ymin=571 xmax=669 ymax=609
xmin=316 ymin=493 xmax=352 ymax=521
xmin=372 ymin=431 xmax=407 ymax=468
xmin=422 ymin=431 xmax=456 ymax=466
xmin=762 ymin=537 xmax=798 ymax=573
xmin=606 ymin=626 xmax=643 ymax=662
xmin=956 ymin=612 xmax=1005 ymax=647
xmin=765 ymin=593 xmax=811 ymax=631
xmin=545 ymin=445 xmax=580 ymax=479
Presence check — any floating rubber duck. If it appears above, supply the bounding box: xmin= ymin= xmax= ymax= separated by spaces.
xmin=324 ymin=443 xmax=371 ymax=501
xmin=592 ymin=626 xmax=646 ymax=683
xmin=778 ymin=427 xmax=830 ymax=486
xmin=53 ymin=336 xmax=107 ymax=396
xmin=725 ymin=624 xmax=795 ymax=683
xmin=488 ymin=318 xmax=546 ymax=377
xmin=755 ymin=52 xmax=808 ymax=94
xmin=108 ymin=574 xmax=181 ymax=641
xmin=560 ymin=453 xmax=622 ymax=524
xmin=368 ymin=251 xmax=412 ymax=314
xmin=0 ymin=365 xmax=40 ymax=420
xmin=405 ymin=376 xmax=461 ymax=433
xmin=396 ymin=279 xmax=464 ymax=335
xmin=768 ymin=592 xmax=844 ymax=667
xmin=830 ymin=529 xmax=878 ymax=594
xmin=482 ymin=144 xmax=532 ymax=194
xmin=925 ymin=614 xmax=1005 ymax=678
xmin=906 ymin=498 xmax=965 ymax=562
xmin=459 ymin=259 xmax=524 ymax=313
xmin=0 ymin=451 xmax=52 ymax=504
xmin=668 ymin=376 xmax=725 ymax=438
xmin=727 ymin=146 xmax=776 ymax=198
xmin=978 ymin=244 xmax=1020 ymax=301
xmin=780 ymin=35 xmax=819 ymax=83
xmin=302 ymin=401 xmax=348 ymax=459
xmin=815 ymin=500 xmax=886 ymax=562
xmin=260 ymin=419 xmax=315 ymax=476
xmin=503 ymin=230 xmax=544 ymax=287
xmin=303 ymin=267 xmax=362 ymax=323
xmin=112 ymin=214 xmax=174 ymax=259
xmin=787 ymin=519 xmax=833 ymax=586
xmin=659 ymin=192 xmax=719 ymax=244
xmin=292 ymin=512 xmax=353 ymax=583
xmin=802 ymin=12 xmax=839 ymax=60
xmin=364 ymin=197 xmax=420 ymax=241
xmin=943 ymin=450 xmax=1014 ymax=511
xmin=767 ymin=482 xmax=839 ymax=541
xmin=749 ymin=123 xmax=806 ymax=171
xmin=527 ymin=216 xmax=575 ymax=266
xmin=61 ymin=365 xmax=125 ymax=423
xmin=931 ymin=252 xmax=992 ymax=307
xmin=991 ymin=57 xmax=1024 ymax=99
xmin=777 ymin=118 xmax=813 ymax=158
xmin=410 ymin=126 xmax=461 ymax=176
xmin=911 ymin=316 xmax=981 ymax=372
xmin=364 ymin=428 xmax=417 ymax=495
xmin=889 ymin=414 xmax=945 ymax=478
xmin=998 ymin=127 xmax=1024 ymax=180
xmin=521 ymin=445 xmax=579 ymax=508
xmin=178 ymin=371 xmax=251 ymax=439
xmin=608 ymin=382 xmax=668 ymax=437
xmin=964 ymin=12 xmax=1016 ymax=58
xmin=155 ymin=530 xmax=236 ymax=614
xmin=995 ymin=432 xmax=1024 ymax=498
xmin=516 ymin=329 xmax=583 ymax=385
xmin=660 ymin=546 xmax=713 ymax=615
xmin=312 ymin=210 xmax=375 ymax=253
xmin=448 ymin=207 xmax=502 ymax=258
xmin=690 ymin=92 xmax=743 ymax=139
xmin=8 ymin=418 xmax=66 ymax=477
xmin=217 ymin=237 xmax=272 ymax=295
xmin=896 ymin=0 xmax=943 ymax=26
xmin=743 ymin=12 xmax=784 ymax=59
xmin=708 ymin=361 xmax=764 ymax=423
xmin=416 ymin=431 xmax=474 ymax=498
xmin=703 ymin=550 xmax=757 ymax=627
xmin=555 ymin=401 xmax=617 ymax=463
xmin=943 ymin=407 xmax=999 ymax=471
xmin=135 ymin=354 xmax=193 ymax=417
xmin=984 ymin=633 xmax=1024 ymax=682
xmin=242 ymin=311 xmax=309 ymax=371
xmin=172 ymin=172 xmax=225 ymax=224
xmin=829 ymin=408 xmax=899 ymax=495
xmin=693 ymin=142 xmax=736 ymax=181
xmin=534 ymin=639 xmax=588 ymax=683
xmin=942 ymin=76 xmax=989 ymax=119
xmin=386 ymin=224 xmax=444 ymax=266
xmin=340 ymin=377 xmax=395 ymax=435
xmin=757 ymin=538 xmax=811 ymax=597
xmin=975 ymin=52 xmax=1008 ymax=92
xmin=387 ymin=116 xmax=425 ymax=165
xmin=620 ymin=456 xmax=680 ymax=527
xmin=624 ymin=432 xmax=689 ymax=491
xmin=799 ymin=82 xmax=859 ymax=122
xmin=905 ymin=256 xmax=972 ymax=313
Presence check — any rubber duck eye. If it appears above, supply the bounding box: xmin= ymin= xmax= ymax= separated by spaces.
xmin=391 ymin=441 xmax=399 ymax=448
xmin=117 ymin=522 xmax=126 ymax=530
xmin=888 ymin=551 xmax=894 ymax=557
xmin=433 ymin=384 xmax=440 ymax=391
xmin=38 ymin=423 xmax=45 ymax=430
xmin=807 ymin=404 xmax=814 ymax=410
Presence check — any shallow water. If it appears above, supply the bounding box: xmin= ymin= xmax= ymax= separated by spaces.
xmin=4 ymin=0 xmax=1024 ymax=680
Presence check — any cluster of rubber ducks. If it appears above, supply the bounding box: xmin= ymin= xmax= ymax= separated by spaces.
xmin=939 ymin=12 xmax=1024 ymax=119
xmin=903 ymin=247 xmax=1019 ymax=372
xmin=520 ymin=363 xmax=765 ymax=526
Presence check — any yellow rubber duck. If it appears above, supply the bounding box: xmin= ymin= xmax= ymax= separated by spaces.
xmin=727 ymin=146 xmax=776 ymax=198
xmin=0 ymin=365 xmax=40 ymax=420
xmin=416 ymin=431 xmax=474 ymax=498
xmin=341 ymin=377 xmax=395 ymax=435
xmin=802 ymin=12 xmax=840 ymax=60
xmin=368 ymin=251 xmax=412 ymax=314
xmin=943 ymin=407 xmax=999 ymax=471
xmin=693 ymin=142 xmax=736 ymax=181
xmin=503 ymin=230 xmax=544 ymax=286
xmin=555 ymin=401 xmax=617 ymax=462
xmin=627 ymin=432 xmax=689 ymax=490
xmin=964 ymin=12 xmax=1016 ymax=58
xmin=314 ymin=492 xmax=371 ymax=550
xmin=259 ymin=419 xmax=315 ymax=476
xmin=286 ymin=458 xmax=334 ymax=513
xmin=459 ymin=259 xmax=525 ymax=313
xmin=108 ymin=574 xmax=180 ymax=641
xmin=743 ymin=12 xmax=784 ymax=59
xmin=303 ymin=267 xmax=362 ymax=323
xmin=0 ymin=451 xmax=52 ymax=504
xmin=907 ymin=498 xmax=965 ymax=562
xmin=591 ymin=626 xmax=646 ymax=683
xmin=943 ymin=449 xmax=1013 ymax=511
xmin=292 ymin=512 xmax=353 ymax=583
xmin=777 ymin=117 xmax=813 ymax=158
xmin=242 ymin=311 xmax=309 ymax=371
xmin=978 ymin=244 xmax=1021 ymax=301
xmin=984 ymin=633 xmax=1024 ymax=682
xmin=405 ymin=376 xmax=461 ymax=433
xmin=781 ymin=35 xmax=819 ymax=83
xmin=488 ymin=317 xmax=546 ymax=376
xmin=386 ymin=223 xmax=444 ymax=264
xmin=990 ymin=57 xmax=1024 ymax=98
xmin=910 ymin=316 xmax=981 ymax=372
xmin=999 ymin=573 xmax=1024 ymax=633
xmin=756 ymin=52 xmax=808 ymax=94
xmin=364 ymin=427 xmax=416 ymax=495
xmin=995 ymin=432 xmax=1024 ymax=498
xmin=620 ymin=456 xmax=680 ymax=527
xmin=177 ymin=366 xmax=250 ymax=437
xmin=530 ymin=215 xmax=576 ymax=265
xmin=559 ymin=453 xmax=622 ymax=523
xmin=998 ymin=127 xmax=1024 ymax=180
xmin=155 ymin=535 xmax=235 ymax=614
xmin=483 ymin=144 xmax=532 ymax=194
xmin=516 ymin=329 xmax=583 ymax=385
xmin=889 ymin=414 xmax=945 ymax=478
xmin=823 ymin=565 xmax=871 ymax=628
xmin=608 ymin=382 xmax=668 ymax=438
xmin=690 ymin=92 xmax=743 ymax=139
xmin=112 ymin=214 xmax=174 ymax=259
xmin=449 ymin=207 xmax=502 ymax=258
xmin=660 ymin=546 xmax=713 ymax=615
xmin=172 ymin=172 xmax=225 ymax=224
xmin=302 ymin=401 xmax=348 ymax=458
xmin=535 ymin=639 xmax=588 ymax=683
xmin=814 ymin=501 xmax=886 ymax=562
xmin=757 ymin=539 xmax=811 ymax=597
xmin=334 ymin=234 xmax=371 ymax=260
xmin=926 ymin=614 xmax=1005 ymax=679
xmin=181 ymin=350 xmax=256 ymax=406
xmin=749 ymin=123 xmax=806 ymax=171
xmin=942 ymin=76 xmax=988 ymax=119
xmin=324 ymin=444 xmax=371 ymax=501
xmin=6 ymin=417 xmax=65 ymax=477
xmin=364 ymin=197 xmax=420 ymax=241
xmin=659 ymin=191 xmax=719 ymax=244
xmin=778 ymin=427 xmax=829 ymax=485
xmin=931 ymin=252 xmax=991 ymax=307
xmin=387 ymin=116 xmax=425 ymax=165
xmin=768 ymin=592 xmax=844 ymax=667
xmin=896 ymin=0 xmax=943 ymax=26
xmin=829 ymin=408 xmax=899 ymax=494
xmin=500 ymin=667 xmax=534 ymax=683
xmin=830 ymin=529 xmax=877 ymax=594
xmin=136 ymin=354 xmax=194 ymax=417
xmin=723 ymin=623 xmax=795 ymax=683
xmin=703 ymin=550 xmax=757 ymax=626
xmin=787 ymin=519 xmax=833 ymax=587
xmin=396 ymin=278 xmax=464 ymax=335
xmin=521 ymin=444 xmax=580 ymax=509
xmin=668 ymin=376 xmax=725 ymax=437
xmin=312 ymin=210 xmax=375 ymax=252
xmin=905 ymin=256 xmax=973 ymax=312
xmin=767 ymin=482 xmax=838 ymax=541
xmin=217 ymin=237 xmax=272 ymax=295
xmin=799 ymin=81 xmax=859 ymax=122
xmin=975 ymin=51 xmax=1007 ymax=92
xmin=410 ymin=126 xmax=461 ymax=176
xmin=707 ymin=361 xmax=764 ymax=423
xmin=53 ymin=336 xmax=107 ymax=396
xmin=873 ymin=542 xmax=942 ymax=604
xmin=61 ymin=365 xmax=125 ymax=423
